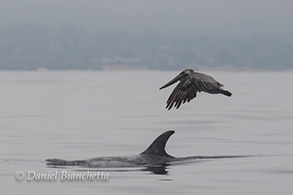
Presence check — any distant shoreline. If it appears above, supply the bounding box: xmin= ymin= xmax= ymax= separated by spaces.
xmin=0 ymin=67 xmax=292 ymax=72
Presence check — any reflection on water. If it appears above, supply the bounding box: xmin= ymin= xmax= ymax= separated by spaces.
xmin=1 ymin=71 xmax=293 ymax=194
xmin=69 ymin=165 xmax=170 ymax=175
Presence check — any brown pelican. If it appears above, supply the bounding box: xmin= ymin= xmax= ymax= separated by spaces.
xmin=160 ymin=69 xmax=232 ymax=110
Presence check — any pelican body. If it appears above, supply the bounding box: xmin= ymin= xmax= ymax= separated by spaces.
xmin=160 ymin=69 xmax=232 ymax=110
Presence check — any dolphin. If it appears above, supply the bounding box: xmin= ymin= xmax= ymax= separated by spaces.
xmin=46 ymin=130 xmax=252 ymax=168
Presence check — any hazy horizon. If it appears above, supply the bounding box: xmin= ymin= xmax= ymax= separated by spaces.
xmin=1 ymin=0 xmax=293 ymax=70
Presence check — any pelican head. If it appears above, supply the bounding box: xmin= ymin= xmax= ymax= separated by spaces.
xmin=159 ymin=69 xmax=194 ymax=90
xmin=183 ymin=69 xmax=193 ymax=75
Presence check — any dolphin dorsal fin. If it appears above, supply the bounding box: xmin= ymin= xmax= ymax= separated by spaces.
xmin=141 ymin=130 xmax=175 ymax=157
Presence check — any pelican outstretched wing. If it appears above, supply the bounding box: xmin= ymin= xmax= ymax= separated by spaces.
xmin=166 ymin=77 xmax=197 ymax=110
xmin=165 ymin=72 xmax=223 ymax=110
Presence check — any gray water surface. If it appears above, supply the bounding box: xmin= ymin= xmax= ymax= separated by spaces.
xmin=1 ymin=71 xmax=293 ymax=194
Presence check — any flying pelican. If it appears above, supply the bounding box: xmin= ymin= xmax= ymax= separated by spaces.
xmin=160 ymin=69 xmax=232 ymax=110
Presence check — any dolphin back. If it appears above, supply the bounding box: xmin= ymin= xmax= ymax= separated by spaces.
xmin=46 ymin=158 xmax=88 ymax=166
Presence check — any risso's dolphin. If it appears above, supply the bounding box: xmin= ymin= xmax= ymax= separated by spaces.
xmin=46 ymin=130 xmax=251 ymax=168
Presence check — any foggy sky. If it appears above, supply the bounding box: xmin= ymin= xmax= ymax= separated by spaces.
xmin=1 ymin=0 xmax=293 ymax=40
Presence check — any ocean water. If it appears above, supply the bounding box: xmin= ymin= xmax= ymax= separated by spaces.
xmin=1 ymin=70 xmax=293 ymax=194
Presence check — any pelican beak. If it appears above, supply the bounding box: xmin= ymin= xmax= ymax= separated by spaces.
xmin=159 ymin=72 xmax=185 ymax=90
